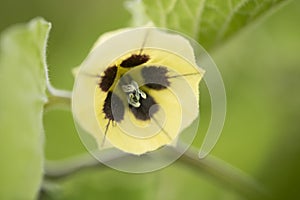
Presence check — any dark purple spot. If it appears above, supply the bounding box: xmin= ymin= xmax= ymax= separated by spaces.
xmin=120 ymin=54 xmax=150 ymax=68
xmin=99 ymin=66 xmax=118 ymax=92
xmin=103 ymin=91 xmax=124 ymax=122
xmin=142 ymin=66 xmax=170 ymax=90
xmin=129 ymin=92 xmax=158 ymax=121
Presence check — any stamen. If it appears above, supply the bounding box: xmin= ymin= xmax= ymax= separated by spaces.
xmin=121 ymin=80 xmax=147 ymax=108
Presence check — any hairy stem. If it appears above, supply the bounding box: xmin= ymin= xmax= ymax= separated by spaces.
xmin=44 ymin=143 xmax=267 ymax=199
xmin=44 ymin=91 xmax=268 ymax=199
xmin=176 ymin=144 xmax=268 ymax=199
xmin=44 ymin=84 xmax=72 ymax=111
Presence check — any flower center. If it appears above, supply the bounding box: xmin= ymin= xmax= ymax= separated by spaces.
xmin=121 ymin=80 xmax=146 ymax=108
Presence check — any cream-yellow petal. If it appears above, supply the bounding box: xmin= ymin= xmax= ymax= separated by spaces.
xmin=73 ymin=27 xmax=204 ymax=155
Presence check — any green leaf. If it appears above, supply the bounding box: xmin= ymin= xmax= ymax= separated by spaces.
xmin=134 ymin=0 xmax=289 ymax=50
xmin=0 ymin=18 xmax=50 ymax=199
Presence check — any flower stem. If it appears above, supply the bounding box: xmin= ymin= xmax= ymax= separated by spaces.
xmin=43 ymin=90 xmax=268 ymax=199
xmin=44 ymin=84 xmax=72 ymax=111
xmin=44 ymin=144 xmax=268 ymax=199
xmin=176 ymin=143 xmax=268 ymax=199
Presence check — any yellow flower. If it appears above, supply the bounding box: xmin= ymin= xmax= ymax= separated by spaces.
xmin=72 ymin=27 xmax=204 ymax=155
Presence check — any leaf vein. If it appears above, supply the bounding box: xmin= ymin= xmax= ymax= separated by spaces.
xmin=215 ymin=0 xmax=250 ymax=43
xmin=193 ymin=0 xmax=207 ymax=39
xmin=180 ymin=0 xmax=195 ymax=19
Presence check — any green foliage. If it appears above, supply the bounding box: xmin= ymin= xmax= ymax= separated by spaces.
xmin=140 ymin=0 xmax=287 ymax=49
xmin=0 ymin=18 xmax=50 ymax=199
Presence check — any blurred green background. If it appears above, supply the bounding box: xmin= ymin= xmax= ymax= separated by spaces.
xmin=1 ymin=0 xmax=300 ymax=199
